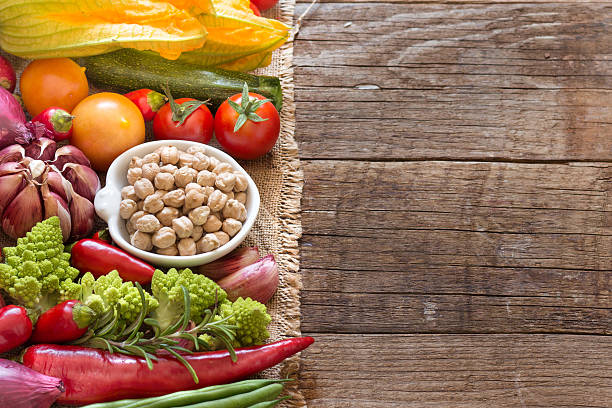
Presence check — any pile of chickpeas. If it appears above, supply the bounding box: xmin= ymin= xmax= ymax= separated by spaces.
xmin=119 ymin=145 xmax=248 ymax=256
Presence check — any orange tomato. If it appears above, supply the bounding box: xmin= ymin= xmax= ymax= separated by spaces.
xmin=20 ymin=58 xmax=89 ymax=117
xmin=71 ymin=93 xmax=145 ymax=171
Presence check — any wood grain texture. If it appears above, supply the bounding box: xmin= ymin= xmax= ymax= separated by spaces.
xmin=294 ymin=2 xmax=612 ymax=160
xmin=298 ymin=334 xmax=612 ymax=407
xmin=299 ymin=160 xmax=611 ymax=333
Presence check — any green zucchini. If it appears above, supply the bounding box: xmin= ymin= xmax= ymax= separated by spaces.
xmin=79 ymin=49 xmax=283 ymax=111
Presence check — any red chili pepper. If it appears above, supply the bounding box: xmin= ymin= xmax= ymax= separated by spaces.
xmin=0 ymin=305 xmax=32 ymax=353
xmin=91 ymin=229 xmax=111 ymax=243
xmin=124 ymin=89 xmax=167 ymax=121
xmin=32 ymin=106 xmax=74 ymax=141
xmin=30 ymin=300 xmax=96 ymax=344
xmin=70 ymin=239 xmax=156 ymax=284
xmin=23 ymin=337 xmax=314 ymax=405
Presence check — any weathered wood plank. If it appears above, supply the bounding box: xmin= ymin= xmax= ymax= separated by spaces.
xmin=299 ymin=160 xmax=611 ymax=333
xmin=293 ymin=3 xmax=612 ymax=160
xmin=299 ymin=334 xmax=612 ymax=407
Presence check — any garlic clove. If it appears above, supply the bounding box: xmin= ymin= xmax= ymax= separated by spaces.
xmin=52 ymin=145 xmax=91 ymax=171
xmin=217 ymin=255 xmax=279 ymax=304
xmin=46 ymin=169 xmax=71 ymax=203
xmin=0 ymin=172 xmax=25 ymax=218
xmin=0 ymin=144 xmax=25 ymax=165
xmin=0 ymin=161 xmax=26 ymax=177
xmin=41 ymin=183 xmax=71 ymax=241
xmin=24 ymin=137 xmax=56 ymax=161
xmin=1 ymin=181 xmax=43 ymax=239
xmin=61 ymin=163 xmax=100 ymax=203
xmin=69 ymin=190 xmax=95 ymax=240
xmin=196 ymin=246 xmax=260 ymax=280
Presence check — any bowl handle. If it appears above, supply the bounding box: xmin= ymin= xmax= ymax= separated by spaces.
xmin=94 ymin=186 xmax=120 ymax=222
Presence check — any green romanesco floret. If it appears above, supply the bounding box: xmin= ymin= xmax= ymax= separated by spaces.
xmin=150 ymin=268 xmax=227 ymax=330
xmin=80 ymin=270 xmax=158 ymax=326
xmin=0 ymin=217 xmax=80 ymax=315
xmin=202 ymin=297 xmax=271 ymax=348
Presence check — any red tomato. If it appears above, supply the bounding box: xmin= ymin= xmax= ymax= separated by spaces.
xmin=214 ymin=86 xmax=280 ymax=160
xmin=153 ymin=98 xmax=214 ymax=144
xmin=251 ymin=0 xmax=278 ymax=11
xmin=250 ymin=1 xmax=261 ymax=16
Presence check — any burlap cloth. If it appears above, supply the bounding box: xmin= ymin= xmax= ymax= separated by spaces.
xmin=0 ymin=0 xmax=306 ymax=406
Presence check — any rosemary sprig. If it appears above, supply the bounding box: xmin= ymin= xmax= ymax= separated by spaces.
xmin=72 ymin=283 xmax=237 ymax=383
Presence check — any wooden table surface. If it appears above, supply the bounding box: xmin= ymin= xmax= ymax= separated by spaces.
xmin=292 ymin=1 xmax=612 ymax=406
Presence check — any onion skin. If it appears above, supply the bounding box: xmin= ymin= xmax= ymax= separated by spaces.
xmin=2 ymin=181 xmax=43 ymax=239
xmin=0 ymin=358 xmax=64 ymax=408
xmin=197 ymin=247 xmax=260 ymax=280
xmin=25 ymin=137 xmax=56 ymax=161
xmin=0 ymin=87 xmax=25 ymax=125
xmin=217 ymin=255 xmax=279 ymax=304
xmin=0 ymin=144 xmax=24 ymax=165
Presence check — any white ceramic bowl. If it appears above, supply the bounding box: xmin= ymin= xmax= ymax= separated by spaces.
xmin=94 ymin=140 xmax=260 ymax=268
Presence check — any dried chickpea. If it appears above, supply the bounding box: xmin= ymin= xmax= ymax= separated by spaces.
xmin=184 ymin=189 xmax=205 ymax=211
xmin=191 ymin=225 xmax=203 ymax=241
xmin=160 ymin=146 xmax=180 ymax=164
xmin=203 ymin=214 xmax=222 ymax=233
xmin=157 ymin=207 xmax=180 ymax=226
xmin=136 ymin=214 xmax=161 ymax=233
xmin=155 ymin=172 xmax=175 ymax=191
xmin=196 ymin=170 xmax=216 ymax=187
xmin=222 ymin=218 xmax=242 ymax=237
xmin=187 ymin=145 xmax=207 ymax=155
xmin=174 ymin=167 xmax=197 ymax=188
xmin=207 ymin=156 xmax=221 ymax=171
xmin=154 ymin=146 xmax=164 ymax=156
xmin=201 ymin=186 xmax=215 ymax=203
xmin=233 ymin=173 xmax=248 ymax=192
xmin=213 ymin=231 xmax=230 ymax=246
xmin=152 ymin=189 xmax=167 ymax=199
xmin=192 ymin=152 xmax=210 ymax=171
xmin=119 ymin=199 xmax=138 ymax=219
xmin=121 ymin=185 xmax=138 ymax=201
xmin=172 ymin=216 xmax=194 ymax=239
xmin=188 ymin=206 xmax=210 ymax=226
xmin=178 ymin=153 xmax=195 ymax=168
xmin=142 ymin=152 xmax=160 ymax=164
xmin=225 ymin=191 xmax=235 ymax=200
xmin=185 ymin=183 xmax=203 ymax=194
xmin=126 ymin=220 xmax=136 ymax=235
xmin=127 ymin=167 xmax=142 ymax=185
xmin=156 ymin=245 xmax=178 ymax=256
xmin=141 ymin=162 xmax=160 ymax=181
xmin=235 ymin=192 xmax=247 ymax=205
xmin=134 ymin=178 xmax=154 ymax=200
xmin=197 ymin=233 xmax=220 ymax=253
xmin=152 ymin=227 xmax=176 ymax=249
xmin=137 ymin=200 xmax=145 ymax=211
xmin=129 ymin=157 xmax=143 ymax=169
xmin=215 ymin=172 xmax=236 ymax=193
xmin=178 ymin=238 xmax=197 ymax=256
xmin=208 ymin=190 xmax=228 ymax=212
xmin=222 ymin=199 xmax=247 ymax=222
xmin=160 ymin=164 xmax=178 ymax=175
xmin=213 ymin=163 xmax=233 ymax=175
xmin=162 ymin=189 xmax=185 ymax=208
xmin=143 ymin=195 xmax=164 ymax=213
xmin=131 ymin=231 xmax=152 ymax=251
xmin=129 ymin=210 xmax=147 ymax=226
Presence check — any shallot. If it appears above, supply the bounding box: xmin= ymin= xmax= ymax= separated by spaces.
xmin=217 ymin=255 xmax=279 ymax=304
xmin=0 ymin=359 xmax=64 ymax=408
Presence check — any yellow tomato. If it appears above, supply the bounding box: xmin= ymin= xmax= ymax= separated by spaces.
xmin=71 ymin=93 xmax=145 ymax=171
xmin=20 ymin=58 xmax=89 ymax=117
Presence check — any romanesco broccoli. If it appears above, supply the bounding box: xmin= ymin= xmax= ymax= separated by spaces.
xmin=202 ymin=297 xmax=271 ymax=348
xmin=80 ymin=270 xmax=159 ymax=326
xmin=0 ymin=217 xmax=81 ymax=316
xmin=150 ymin=268 xmax=227 ymax=330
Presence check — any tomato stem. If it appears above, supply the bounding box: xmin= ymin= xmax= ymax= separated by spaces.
xmin=160 ymin=84 xmax=209 ymax=127
xmin=228 ymin=82 xmax=271 ymax=132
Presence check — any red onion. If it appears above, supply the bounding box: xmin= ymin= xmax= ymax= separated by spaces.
xmin=0 ymin=359 xmax=64 ymax=408
xmin=217 ymin=255 xmax=279 ymax=304
xmin=0 ymin=87 xmax=25 ymax=127
xmin=0 ymin=55 xmax=16 ymax=93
